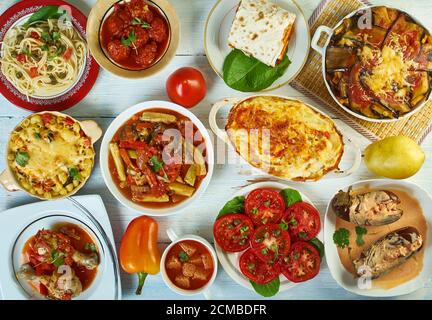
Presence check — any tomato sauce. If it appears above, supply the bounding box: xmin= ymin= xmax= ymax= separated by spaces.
xmin=22 ymin=223 xmax=99 ymax=292
xmin=100 ymin=0 xmax=170 ymax=70
xmin=108 ymin=108 xmax=208 ymax=209
xmin=164 ymin=240 xmax=214 ymax=290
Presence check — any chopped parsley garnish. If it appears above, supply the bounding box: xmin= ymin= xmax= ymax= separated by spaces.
xmin=121 ymin=31 xmax=137 ymax=47
xmin=251 ymin=207 xmax=258 ymax=215
xmin=69 ymin=167 xmax=80 ymax=181
xmin=279 ymin=220 xmax=288 ymax=231
xmin=149 ymin=155 xmax=163 ymax=172
xmin=131 ymin=17 xmax=151 ymax=29
xmin=178 ymin=250 xmax=189 ymax=262
xmin=333 ymin=228 xmax=350 ymax=249
xmin=15 ymin=151 xmax=29 ymax=167
xmin=51 ymin=250 xmax=65 ymax=267
xmin=298 ymin=231 xmax=308 ymax=239
xmin=84 ymin=242 xmax=98 ymax=252
xmin=355 ymin=226 xmax=368 ymax=246
xmin=263 ymin=200 xmax=271 ymax=207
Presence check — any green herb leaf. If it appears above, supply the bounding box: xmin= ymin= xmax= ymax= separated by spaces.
xmin=34 ymin=132 xmax=41 ymax=139
xmin=217 ymin=196 xmax=245 ymax=219
xmin=355 ymin=226 xmax=368 ymax=246
xmin=250 ymin=277 xmax=280 ymax=297
xmin=289 ymin=217 xmax=298 ymax=226
xmin=52 ymin=31 xmax=61 ymax=41
xmin=41 ymin=44 xmax=49 ymax=51
xmin=251 ymin=207 xmax=258 ymax=215
xmin=223 ymin=49 xmax=291 ymax=92
xmin=21 ymin=47 xmax=32 ymax=57
xmin=69 ymin=167 xmax=80 ymax=181
xmin=84 ymin=242 xmax=98 ymax=252
xmin=149 ymin=156 xmax=164 ymax=172
xmin=121 ymin=31 xmax=137 ymax=47
xmin=178 ymin=250 xmax=189 ymax=262
xmin=333 ymin=228 xmax=350 ymax=249
xmin=24 ymin=6 xmax=66 ymax=28
xmin=263 ymin=200 xmax=271 ymax=207
xmin=280 ymin=188 xmax=302 ymax=207
xmin=131 ymin=17 xmax=151 ymax=29
xmin=298 ymin=231 xmax=308 ymax=239
xmin=15 ymin=151 xmax=29 ymax=167
xmin=51 ymin=250 xmax=65 ymax=267
xmin=41 ymin=32 xmax=52 ymax=42
xmin=240 ymin=226 xmax=249 ymax=234
xmin=309 ymin=237 xmax=325 ymax=261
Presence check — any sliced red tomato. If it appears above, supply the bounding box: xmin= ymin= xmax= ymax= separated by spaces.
xmin=279 ymin=242 xmax=320 ymax=283
xmin=16 ymin=54 xmax=26 ymax=63
xmin=239 ymin=248 xmax=281 ymax=284
xmin=250 ymin=224 xmax=291 ymax=263
xmin=63 ymin=48 xmax=73 ymax=61
xmin=283 ymin=202 xmax=321 ymax=242
xmin=245 ymin=189 xmax=285 ymax=226
xmin=41 ymin=113 xmax=53 ymax=125
xmin=63 ymin=117 xmax=75 ymax=126
xmin=213 ymin=214 xmax=254 ymax=252
xmin=30 ymin=31 xmax=40 ymax=39
xmin=29 ymin=67 xmax=38 ymax=78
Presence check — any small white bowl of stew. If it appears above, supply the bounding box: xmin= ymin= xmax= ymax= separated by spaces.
xmin=100 ymin=100 xmax=214 ymax=216
xmin=161 ymin=228 xmax=217 ymax=296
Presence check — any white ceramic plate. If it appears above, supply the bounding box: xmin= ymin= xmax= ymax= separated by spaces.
xmin=204 ymin=0 xmax=310 ymax=91
xmin=214 ymin=181 xmax=324 ymax=295
xmin=100 ymin=100 xmax=214 ymax=217
xmin=0 ymin=195 xmax=121 ymax=300
xmin=324 ymin=179 xmax=432 ymax=297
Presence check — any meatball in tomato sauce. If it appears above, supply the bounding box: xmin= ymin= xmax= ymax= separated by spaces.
xmin=107 ymin=39 xmax=131 ymax=62
xmin=134 ymin=42 xmax=158 ymax=66
xmin=149 ymin=17 xmax=168 ymax=43
xmin=100 ymin=0 xmax=170 ymax=70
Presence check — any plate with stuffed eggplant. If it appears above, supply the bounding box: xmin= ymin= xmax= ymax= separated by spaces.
xmin=324 ymin=179 xmax=432 ymax=297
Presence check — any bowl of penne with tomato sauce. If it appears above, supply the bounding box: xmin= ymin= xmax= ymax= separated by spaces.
xmin=0 ymin=112 xmax=102 ymax=200
xmin=100 ymin=101 xmax=214 ymax=216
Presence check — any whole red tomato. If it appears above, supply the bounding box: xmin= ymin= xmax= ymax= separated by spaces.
xmin=166 ymin=67 xmax=206 ymax=108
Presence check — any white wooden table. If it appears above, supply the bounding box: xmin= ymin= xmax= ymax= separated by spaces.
xmin=1 ymin=0 xmax=432 ymax=300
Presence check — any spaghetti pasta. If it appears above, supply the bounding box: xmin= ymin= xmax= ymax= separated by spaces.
xmin=0 ymin=19 xmax=86 ymax=99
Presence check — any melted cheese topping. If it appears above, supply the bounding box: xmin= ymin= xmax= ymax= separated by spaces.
xmin=226 ymin=96 xmax=344 ymax=181
xmin=8 ymin=113 xmax=94 ymax=198
xmin=362 ymin=45 xmax=414 ymax=96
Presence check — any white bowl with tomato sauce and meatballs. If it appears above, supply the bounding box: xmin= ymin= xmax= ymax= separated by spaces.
xmin=100 ymin=100 xmax=214 ymax=216
xmin=87 ymin=0 xmax=179 ymax=78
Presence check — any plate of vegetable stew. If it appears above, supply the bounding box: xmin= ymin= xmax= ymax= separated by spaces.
xmin=213 ymin=181 xmax=324 ymax=297
xmin=100 ymin=101 xmax=214 ymax=216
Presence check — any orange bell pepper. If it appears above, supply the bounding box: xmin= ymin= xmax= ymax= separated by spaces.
xmin=119 ymin=216 xmax=161 ymax=295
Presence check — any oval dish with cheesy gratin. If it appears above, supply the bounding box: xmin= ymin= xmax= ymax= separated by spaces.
xmin=225 ymin=96 xmax=344 ymax=181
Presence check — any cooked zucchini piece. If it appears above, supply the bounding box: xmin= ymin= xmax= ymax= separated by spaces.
xmin=140 ymin=112 xmax=177 ymax=123
xmin=169 ymin=182 xmax=195 ymax=197
xmin=109 ymin=143 xmax=126 ymax=182
xmin=184 ymin=165 xmax=197 ymax=186
xmin=127 ymin=149 xmax=137 ymax=159
xmin=136 ymin=194 xmax=170 ymax=202
xmin=183 ymin=141 xmax=207 ymax=176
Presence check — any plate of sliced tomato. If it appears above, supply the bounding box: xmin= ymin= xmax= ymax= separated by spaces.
xmin=213 ymin=181 xmax=324 ymax=297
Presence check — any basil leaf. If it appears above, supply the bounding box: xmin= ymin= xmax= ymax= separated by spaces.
xmin=69 ymin=167 xmax=80 ymax=181
xmin=309 ymin=237 xmax=325 ymax=261
xmin=280 ymin=188 xmax=302 ymax=207
xmin=24 ymin=6 xmax=62 ymax=27
xmin=217 ymin=196 xmax=245 ymax=219
xmin=15 ymin=151 xmax=29 ymax=167
xmin=250 ymin=277 xmax=280 ymax=297
xmin=223 ymin=49 xmax=291 ymax=92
